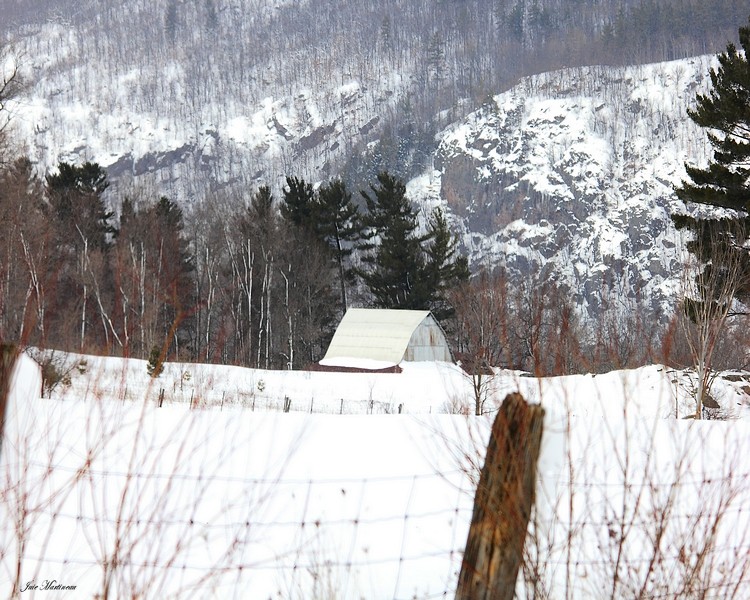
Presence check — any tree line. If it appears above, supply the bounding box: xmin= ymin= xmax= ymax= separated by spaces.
xmin=1 ymin=151 xmax=685 ymax=378
xmin=0 ymin=159 xmax=467 ymax=370
xmin=3 ymin=12 xmax=749 ymax=386
xmin=0 ymin=151 xmax=740 ymax=379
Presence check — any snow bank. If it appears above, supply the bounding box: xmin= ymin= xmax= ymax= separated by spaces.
xmin=2 ymin=352 xmax=42 ymax=444
xmin=2 ymin=351 xmax=749 ymax=598
xmin=0 ymin=390 xmax=477 ymax=598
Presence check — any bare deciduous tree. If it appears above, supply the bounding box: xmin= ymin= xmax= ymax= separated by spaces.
xmin=0 ymin=47 xmax=21 ymax=163
xmin=677 ymin=219 xmax=749 ymax=419
xmin=450 ymin=271 xmax=510 ymax=415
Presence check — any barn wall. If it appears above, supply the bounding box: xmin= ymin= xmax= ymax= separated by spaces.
xmin=403 ymin=316 xmax=453 ymax=362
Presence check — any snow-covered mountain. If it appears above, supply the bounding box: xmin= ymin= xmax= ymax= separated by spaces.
xmin=409 ymin=57 xmax=717 ymax=320
xmin=4 ymin=6 xmax=723 ymax=321
xmin=8 ymin=19 xmax=405 ymax=199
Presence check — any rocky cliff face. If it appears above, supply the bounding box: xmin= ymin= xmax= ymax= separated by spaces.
xmin=408 ymin=57 xmax=718 ymax=320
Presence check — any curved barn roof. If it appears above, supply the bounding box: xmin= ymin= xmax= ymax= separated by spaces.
xmin=320 ymin=308 xmax=443 ymax=369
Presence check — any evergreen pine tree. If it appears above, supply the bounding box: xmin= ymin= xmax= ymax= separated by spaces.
xmin=280 ymin=176 xmax=315 ymax=227
xmin=46 ymin=161 xmax=117 ymax=350
xmin=116 ymin=196 xmax=194 ymax=359
xmin=243 ymin=185 xmax=277 ymax=250
xmin=151 ymin=197 xmax=195 ymax=336
xmin=147 ymin=344 xmax=164 ymax=378
xmin=677 ymin=20 xmax=750 ymax=212
xmin=674 ymin=17 xmax=750 ymax=417
xmin=47 ymin=161 xmax=115 ymax=251
xmin=313 ymin=179 xmax=362 ymax=311
xmin=119 ymin=196 xmax=137 ymax=233
xmin=358 ymin=171 xmax=431 ymax=309
xmin=204 ymin=0 xmax=218 ymax=30
xmin=358 ymin=172 xmax=469 ymax=315
xmin=423 ymin=208 xmax=470 ymax=319
xmin=674 ymin=17 xmax=750 ymax=309
xmin=240 ymin=186 xmax=278 ymax=369
xmin=165 ymin=0 xmax=178 ymax=42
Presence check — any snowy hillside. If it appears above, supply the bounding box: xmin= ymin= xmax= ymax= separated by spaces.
xmin=1 ymin=0 xmax=739 ymax=323
xmin=7 ymin=20 xmax=405 ymax=200
xmin=408 ymin=56 xmax=719 ymax=320
xmin=2 ymin=351 xmax=750 ymax=597
xmin=8 ymin=38 xmax=723 ymax=320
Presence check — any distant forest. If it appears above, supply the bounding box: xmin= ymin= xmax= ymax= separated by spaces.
xmin=3 ymin=0 xmax=746 ymax=72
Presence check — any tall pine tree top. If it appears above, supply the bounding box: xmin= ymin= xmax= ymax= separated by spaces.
xmin=359 ymin=171 xmax=427 ymax=309
xmin=280 ymin=176 xmax=315 ymax=227
xmin=357 ymin=171 xmax=467 ymax=315
xmin=423 ymin=208 xmax=470 ymax=319
xmin=314 ymin=178 xmax=361 ymax=251
xmin=46 ymin=161 xmax=116 ymax=251
xmin=240 ymin=185 xmax=279 ymax=267
xmin=676 ymin=18 xmax=750 ymax=212
xmin=314 ymin=179 xmax=362 ymax=312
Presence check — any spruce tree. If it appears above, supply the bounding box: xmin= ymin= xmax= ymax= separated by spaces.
xmin=674 ymin=17 xmax=750 ymax=308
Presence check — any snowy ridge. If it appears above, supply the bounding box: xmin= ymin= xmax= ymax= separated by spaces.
xmin=408 ymin=57 xmax=718 ymax=319
xmin=34 ymin=350 xmax=750 ymax=420
xmin=5 ymin=9 xmax=410 ymax=199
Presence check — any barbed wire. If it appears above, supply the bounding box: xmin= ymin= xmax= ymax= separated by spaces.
xmin=540 ymin=470 xmax=750 ymax=489
xmin=640 ymin=579 xmax=750 ymax=599
xmin=16 ymin=459 xmax=466 ymax=485
xmin=32 ymin=505 xmax=472 ymax=531
xmin=16 ymin=548 xmax=458 ymax=573
xmin=12 ymin=453 xmax=750 ymax=491
xmin=530 ymin=503 xmax=750 ymax=529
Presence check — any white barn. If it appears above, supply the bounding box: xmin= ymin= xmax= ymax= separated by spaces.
xmin=319 ymin=308 xmax=453 ymax=371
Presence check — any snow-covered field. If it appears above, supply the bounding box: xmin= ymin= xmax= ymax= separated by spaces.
xmin=2 ymin=352 xmax=750 ymax=598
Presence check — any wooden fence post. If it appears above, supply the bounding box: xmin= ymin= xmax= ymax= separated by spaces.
xmin=456 ymin=392 xmax=545 ymax=600
xmin=0 ymin=344 xmax=19 ymax=461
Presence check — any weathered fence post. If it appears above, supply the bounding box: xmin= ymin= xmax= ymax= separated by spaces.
xmin=0 ymin=344 xmax=19 ymax=461
xmin=456 ymin=392 xmax=545 ymax=600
